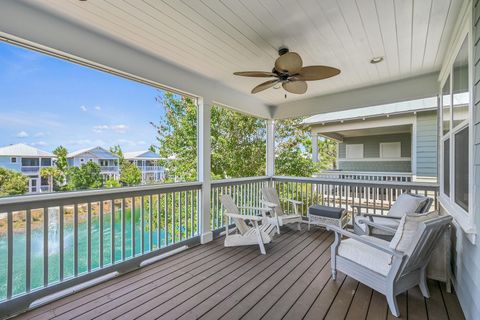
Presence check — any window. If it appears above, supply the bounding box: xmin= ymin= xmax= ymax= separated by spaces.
xmin=443 ymin=139 xmax=450 ymax=197
xmin=440 ymin=36 xmax=470 ymax=214
xmin=41 ymin=158 xmax=51 ymax=166
xmin=21 ymin=158 xmax=39 ymax=166
xmin=346 ymin=144 xmax=364 ymax=159
xmin=10 ymin=157 xmax=17 ymax=163
xmin=454 ymin=127 xmax=469 ymax=210
xmin=80 ymin=158 xmax=85 ymax=163
xmin=380 ymin=142 xmax=401 ymax=158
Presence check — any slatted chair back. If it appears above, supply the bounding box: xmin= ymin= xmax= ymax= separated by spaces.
xmin=399 ymin=215 xmax=452 ymax=276
xmin=262 ymin=187 xmax=284 ymax=216
xmin=220 ymin=194 xmax=249 ymax=235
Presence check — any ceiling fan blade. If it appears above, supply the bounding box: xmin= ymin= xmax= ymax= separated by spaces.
xmin=282 ymin=81 xmax=307 ymax=94
xmin=275 ymin=52 xmax=303 ymax=74
xmin=251 ymin=79 xmax=280 ymax=94
xmin=233 ymin=71 xmax=277 ymax=77
xmin=292 ymin=66 xmax=341 ymax=81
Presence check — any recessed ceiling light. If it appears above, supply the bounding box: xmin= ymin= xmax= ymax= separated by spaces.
xmin=370 ymin=56 xmax=384 ymax=64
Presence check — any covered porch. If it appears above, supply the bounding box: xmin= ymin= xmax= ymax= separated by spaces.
xmin=0 ymin=0 xmax=478 ymax=319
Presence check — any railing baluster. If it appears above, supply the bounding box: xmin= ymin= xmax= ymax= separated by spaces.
xmin=132 ymin=197 xmax=136 ymax=257
xmin=26 ymin=209 xmax=31 ymax=293
xmin=74 ymin=204 xmax=78 ymax=276
xmin=164 ymin=193 xmax=168 ymax=245
xmin=59 ymin=206 xmax=64 ymax=280
xmin=149 ymin=195 xmax=153 ymax=252
xmin=140 ymin=196 xmax=144 ymax=255
xmin=178 ymin=191 xmax=182 ymax=241
xmin=7 ymin=211 xmax=13 ymax=299
xmin=121 ymin=198 xmax=126 ymax=261
xmin=111 ymin=200 xmax=115 ymax=264
xmin=157 ymin=194 xmax=161 ymax=249
xmin=190 ymin=190 xmax=194 ymax=238
xmin=99 ymin=202 xmax=104 ymax=268
xmin=43 ymin=207 xmax=49 ymax=286
xmin=87 ymin=202 xmax=91 ymax=272
xmin=172 ymin=193 xmax=176 ymax=244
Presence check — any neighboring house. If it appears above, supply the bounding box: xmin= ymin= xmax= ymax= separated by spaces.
xmin=303 ymin=97 xmax=454 ymax=182
xmin=0 ymin=143 xmax=55 ymax=193
xmin=124 ymin=150 xmax=166 ymax=184
xmin=67 ymin=146 xmax=119 ymax=180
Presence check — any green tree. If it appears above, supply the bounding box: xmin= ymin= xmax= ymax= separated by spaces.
xmin=318 ymin=138 xmax=337 ymax=170
xmin=119 ymin=161 xmax=142 ymax=186
xmin=0 ymin=167 xmax=28 ymax=196
xmin=210 ymin=105 xmax=266 ymax=179
xmin=150 ymin=92 xmax=198 ymax=182
xmin=39 ymin=167 xmax=63 ymax=191
xmin=110 ymin=145 xmax=142 ymax=186
xmin=53 ymin=146 xmax=68 ymax=172
xmin=67 ymin=162 xmax=103 ymax=190
xmin=105 ymin=177 xmax=121 ymax=188
xmin=275 ymin=117 xmax=317 ymax=177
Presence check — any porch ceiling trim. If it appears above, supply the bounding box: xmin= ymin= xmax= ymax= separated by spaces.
xmin=273 ymin=72 xmax=439 ymax=119
xmin=0 ymin=0 xmax=272 ymax=119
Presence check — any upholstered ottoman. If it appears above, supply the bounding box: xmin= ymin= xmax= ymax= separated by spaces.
xmin=308 ymin=204 xmax=348 ymax=230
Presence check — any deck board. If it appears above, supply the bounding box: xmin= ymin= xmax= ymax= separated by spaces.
xmin=13 ymin=227 xmax=465 ymax=320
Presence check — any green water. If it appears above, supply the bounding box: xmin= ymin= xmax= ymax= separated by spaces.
xmin=0 ymin=208 xmax=191 ymax=300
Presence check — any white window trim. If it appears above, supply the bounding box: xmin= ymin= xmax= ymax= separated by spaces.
xmin=438 ymin=9 xmax=476 ymax=243
xmin=345 ymin=144 xmax=364 ymax=159
xmin=379 ymin=142 xmax=401 ymax=159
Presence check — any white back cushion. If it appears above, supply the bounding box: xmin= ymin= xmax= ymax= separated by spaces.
xmin=389 ymin=211 xmax=439 ymax=252
xmin=388 ymin=194 xmax=428 ymax=218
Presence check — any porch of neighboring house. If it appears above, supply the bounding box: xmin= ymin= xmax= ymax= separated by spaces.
xmin=14 ymin=227 xmax=463 ymax=320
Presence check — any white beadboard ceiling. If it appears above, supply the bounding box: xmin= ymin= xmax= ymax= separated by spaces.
xmin=26 ymin=0 xmax=463 ymax=105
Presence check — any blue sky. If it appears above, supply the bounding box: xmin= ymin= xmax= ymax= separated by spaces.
xmin=0 ymin=41 xmax=167 ymax=153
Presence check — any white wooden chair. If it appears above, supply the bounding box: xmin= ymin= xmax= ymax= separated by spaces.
xmin=353 ymin=193 xmax=433 ymax=239
xmin=220 ymin=194 xmax=277 ymax=255
xmin=261 ymin=187 xmax=303 ymax=233
xmin=328 ymin=214 xmax=452 ymax=317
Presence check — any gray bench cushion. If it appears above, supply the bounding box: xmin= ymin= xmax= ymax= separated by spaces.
xmin=308 ymin=205 xmax=345 ymax=219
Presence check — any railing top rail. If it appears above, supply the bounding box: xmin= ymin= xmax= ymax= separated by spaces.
xmin=316 ymin=171 xmax=413 ymax=177
xmin=272 ymin=176 xmax=439 ymax=190
xmin=211 ymin=176 xmax=270 ymax=187
xmin=0 ymin=181 xmax=202 ymax=208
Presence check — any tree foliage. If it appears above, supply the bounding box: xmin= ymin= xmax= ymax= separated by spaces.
xmin=41 ymin=145 xmax=69 ymax=191
xmin=110 ymin=144 xmax=142 ymax=186
xmin=151 ymin=92 xmax=198 ymax=182
xmin=67 ymin=162 xmax=103 ymax=190
xmin=210 ymin=105 xmax=266 ymax=179
xmin=0 ymin=167 xmax=28 ymax=196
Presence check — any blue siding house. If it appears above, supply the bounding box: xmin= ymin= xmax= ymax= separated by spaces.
xmin=304 ymin=98 xmax=439 ymax=182
xmin=67 ymin=146 xmax=119 ymax=180
xmin=0 ymin=143 xmax=55 ymax=192
xmin=124 ymin=150 xmax=166 ymax=184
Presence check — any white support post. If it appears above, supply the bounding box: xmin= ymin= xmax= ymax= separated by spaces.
xmin=198 ymin=97 xmax=213 ymax=244
xmin=312 ymin=133 xmax=319 ymax=162
xmin=266 ymin=119 xmax=275 ymax=178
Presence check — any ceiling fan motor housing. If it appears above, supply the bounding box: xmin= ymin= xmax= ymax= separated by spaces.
xmin=278 ymin=47 xmax=290 ymax=56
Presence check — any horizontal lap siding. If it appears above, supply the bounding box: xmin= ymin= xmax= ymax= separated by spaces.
xmin=338 ymin=160 xmax=411 ymax=172
xmin=416 ymin=111 xmax=438 ymax=177
xmin=338 ymin=133 xmax=412 ymax=159
xmin=455 ymin=2 xmax=480 ymax=320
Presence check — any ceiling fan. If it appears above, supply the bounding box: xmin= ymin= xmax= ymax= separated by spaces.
xmin=234 ymin=48 xmax=340 ymax=95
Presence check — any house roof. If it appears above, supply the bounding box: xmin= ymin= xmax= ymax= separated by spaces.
xmin=0 ymin=143 xmax=55 ymax=157
xmin=302 ymin=97 xmax=439 ymax=126
xmin=124 ymin=150 xmax=163 ymax=160
xmin=67 ymin=146 xmax=119 ymax=159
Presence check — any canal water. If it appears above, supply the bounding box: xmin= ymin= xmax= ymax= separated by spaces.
xmin=0 ymin=208 xmax=171 ymax=300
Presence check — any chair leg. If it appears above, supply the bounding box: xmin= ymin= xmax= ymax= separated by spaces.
xmin=419 ymin=267 xmax=430 ymax=298
xmin=386 ymin=292 xmax=400 ymax=317
xmin=297 ymin=222 xmax=301 ymax=231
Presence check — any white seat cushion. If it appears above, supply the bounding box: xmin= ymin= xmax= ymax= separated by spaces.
xmin=389 ymin=211 xmax=439 ymax=252
xmin=388 ymin=194 xmax=428 ymax=218
xmin=338 ymin=236 xmax=392 ymax=276
xmin=355 ymin=216 xmax=401 ymax=235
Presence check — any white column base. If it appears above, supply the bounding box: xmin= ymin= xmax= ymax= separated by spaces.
xmin=201 ymin=231 xmax=213 ymax=244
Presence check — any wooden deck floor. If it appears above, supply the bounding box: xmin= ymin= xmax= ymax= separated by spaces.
xmin=14 ymin=227 xmax=464 ymax=320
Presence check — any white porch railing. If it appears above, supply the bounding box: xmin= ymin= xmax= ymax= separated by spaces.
xmin=314 ymin=170 xmax=413 ymax=182
xmin=0 ymin=176 xmax=438 ymax=317
xmin=99 ymin=166 xmax=119 ymax=173
xmin=21 ymin=166 xmax=40 ymax=174
xmin=0 ymin=182 xmax=201 ymax=316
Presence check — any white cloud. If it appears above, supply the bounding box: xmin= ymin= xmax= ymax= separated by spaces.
xmin=95 ymin=106 xmax=102 ymax=111
xmin=34 ymin=132 xmax=45 ymax=137
xmin=93 ymin=124 xmax=128 ymax=133
xmin=31 ymin=141 xmax=48 ymax=146
xmin=80 ymin=105 xmax=87 ymax=112
xmin=16 ymin=131 xmax=29 ymax=138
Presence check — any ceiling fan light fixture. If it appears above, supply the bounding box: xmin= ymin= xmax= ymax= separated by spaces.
xmin=370 ymin=56 xmax=384 ymax=64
